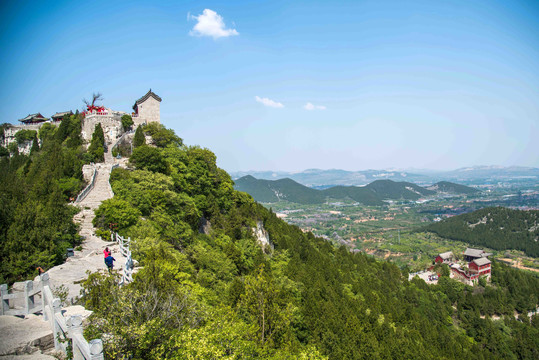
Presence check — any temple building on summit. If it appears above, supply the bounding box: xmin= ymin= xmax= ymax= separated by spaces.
xmin=3 ymin=90 xmax=162 ymax=155
xmin=132 ymin=89 xmax=161 ymax=126
xmin=51 ymin=111 xmax=73 ymax=122
xmin=19 ymin=113 xmax=48 ymax=124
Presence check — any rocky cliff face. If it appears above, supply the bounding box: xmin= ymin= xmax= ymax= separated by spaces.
xmin=253 ymin=221 xmax=272 ymax=251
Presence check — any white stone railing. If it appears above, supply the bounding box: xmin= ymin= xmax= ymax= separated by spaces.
xmin=1 ymin=273 xmax=104 ymax=359
xmin=109 ymin=164 xmax=119 ymax=196
xmin=74 ymin=166 xmax=97 ymax=203
xmin=85 ymin=111 xmax=109 ymax=116
xmin=0 ymin=279 xmax=42 ymax=316
xmin=112 ymin=232 xmax=134 ymax=285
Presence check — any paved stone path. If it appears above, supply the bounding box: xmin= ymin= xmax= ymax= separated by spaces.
xmin=47 ymin=148 xmax=127 ymax=302
xmin=0 ymin=146 xmax=129 ymax=358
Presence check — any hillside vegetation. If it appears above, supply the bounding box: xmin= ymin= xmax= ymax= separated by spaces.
xmin=0 ymin=115 xmax=86 ymax=284
xmin=1 ymin=122 xmax=538 ymax=359
xmin=82 ymin=126 xmax=538 ymax=359
xmin=427 ymin=181 xmax=479 ymax=194
xmin=234 ymin=177 xmax=438 ymax=205
xmin=425 ymin=207 xmax=539 ymax=257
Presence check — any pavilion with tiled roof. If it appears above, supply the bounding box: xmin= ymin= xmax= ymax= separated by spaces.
xmin=18 ymin=113 xmax=47 ymax=124
xmin=51 ymin=111 xmax=73 ymax=122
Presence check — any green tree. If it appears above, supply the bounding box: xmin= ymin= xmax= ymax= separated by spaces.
xmin=129 ymin=146 xmax=168 ymax=174
xmin=143 ymin=122 xmax=182 ymax=148
xmin=30 ymin=135 xmax=39 ymax=155
xmin=121 ymin=114 xmax=134 ymax=130
xmin=0 ymin=146 xmax=8 ymax=157
xmin=87 ymin=123 xmax=105 ymax=162
xmin=93 ymin=198 xmax=141 ymax=231
xmin=239 ymin=266 xmax=293 ymax=348
xmin=134 ymin=125 xmax=145 ymax=148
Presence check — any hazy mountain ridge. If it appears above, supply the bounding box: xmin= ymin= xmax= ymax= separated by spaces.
xmin=234 ymin=176 xmax=473 ymax=205
xmin=230 ymin=166 xmax=539 ymax=187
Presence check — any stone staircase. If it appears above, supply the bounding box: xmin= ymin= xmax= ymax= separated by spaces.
xmin=0 ymin=147 xmax=129 ymax=358
xmin=47 ymin=150 xmax=124 ymax=303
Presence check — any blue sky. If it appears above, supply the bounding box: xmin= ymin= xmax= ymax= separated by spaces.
xmin=1 ymin=0 xmax=538 ymax=171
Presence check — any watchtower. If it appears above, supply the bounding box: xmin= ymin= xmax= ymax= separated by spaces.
xmin=132 ymin=89 xmax=161 ymax=126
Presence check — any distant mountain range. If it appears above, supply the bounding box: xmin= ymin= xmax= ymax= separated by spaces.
xmin=234 ymin=176 xmax=476 ymax=205
xmin=230 ymin=166 xmax=539 ymax=187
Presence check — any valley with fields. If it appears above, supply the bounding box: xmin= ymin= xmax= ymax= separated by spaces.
xmin=235 ymin=173 xmax=539 ymax=273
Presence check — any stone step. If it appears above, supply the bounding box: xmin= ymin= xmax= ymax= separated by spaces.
xmin=0 ymin=315 xmax=54 ymax=357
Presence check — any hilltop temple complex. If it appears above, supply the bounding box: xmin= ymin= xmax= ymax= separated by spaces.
xmin=1 ymin=90 xmax=161 ymax=155
xmin=435 ymin=247 xmax=492 ymax=285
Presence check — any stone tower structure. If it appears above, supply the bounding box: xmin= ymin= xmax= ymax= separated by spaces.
xmin=132 ymin=89 xmax=161 ymax=126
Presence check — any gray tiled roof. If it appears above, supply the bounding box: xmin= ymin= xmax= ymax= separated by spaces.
xmin=52 ymin=111 xmax=73 ymax=119
xmin=438 ymin=251 xmax=453 ymax=260
xmin=19 ymin=113 xmax=46 ymax=123
xmin=464 ymin=248 xmax=484 ymax=258
xmin=133 ymin=89 xmax=162 ymax=111
xmin=473 ymin=257 xmax=491 ymax=266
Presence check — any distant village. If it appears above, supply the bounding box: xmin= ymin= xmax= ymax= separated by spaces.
xmin=410 ymin=247 xmax=492 ymax=286
xmin=1 ymin=90 xmax=162 ymax=155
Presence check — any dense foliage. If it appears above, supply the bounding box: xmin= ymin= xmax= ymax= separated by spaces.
xmin=121 ymin=114 xmax=134 ymax=130
xmin=133 ymin=125 xmax=146 ymax=148
xmin=14 ymin=129 xmax=37 ymax=144
xmin=0 ymin=115 xmax=86 ymax=284
xmin=84 ymin=126 xmax=539 ymax=359
xmin=87 ymin=123 xmax=105 ymax=162
xmin=426 ymin=207 xmax=539 ymax=257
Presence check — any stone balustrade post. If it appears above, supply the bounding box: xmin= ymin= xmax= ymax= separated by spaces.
xmin=70 ymin=315 xmax=84 ymax=360
xmin=24 ymin=280 xmax=34 ymax=314
xmin=52 ymin=298 xmax=62 ymax=350
xmin=40 ymin=273 xmax=50 ymax=320
xmin=0 ymin=284 xmax=8 ymax=315
xmin=89 ymin=339 xmax=104 ymax=360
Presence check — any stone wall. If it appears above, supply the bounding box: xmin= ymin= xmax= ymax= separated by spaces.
xmin=82 ymin=112 xmax=125 ymax=145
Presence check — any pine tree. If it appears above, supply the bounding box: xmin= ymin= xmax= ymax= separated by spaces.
xmin=134 ymin=125 xmax=145 ymax=148
xmin=88 ymin=123 xmax=105 ymax=162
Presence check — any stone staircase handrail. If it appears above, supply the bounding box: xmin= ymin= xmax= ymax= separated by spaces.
xmin=109 ymin=164 xmax=119 ymax=196
xmin=1 ymin=273 xmax=104 ymax=359
xmin=112 ymin=232 xmax=134 ymax=285
xmin=0 ymin=281 xmax=42 ymax=316
xmin=74 ymin=165 xmax=98 ymax=203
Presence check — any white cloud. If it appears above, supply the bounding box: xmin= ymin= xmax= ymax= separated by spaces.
xmin=304 ymin=102 xmax=327 ymax=111
xmin=189 ymin=9 xmax=239 ymax=39
xmin=255 ymin=96 xmax=284 ymax=108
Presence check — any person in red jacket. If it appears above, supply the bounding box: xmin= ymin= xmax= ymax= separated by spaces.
xmin=103 ymin=247 xmax=111 ymax=258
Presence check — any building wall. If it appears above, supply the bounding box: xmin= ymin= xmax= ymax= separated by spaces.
xmin=134 ymin=96 xmax=160 ymax=126
xmin=82 ymin=113 xmax=124 ymax=145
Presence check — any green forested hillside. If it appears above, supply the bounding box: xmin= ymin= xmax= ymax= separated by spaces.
xmin=322 ymin=185 xmax=384 ymax=205
xmin=364 ymin=179 xmax=435 ymax=199
xmin=425 ymin=207 xmax=539 ymax=257
xmin=234 ymin=175 xmax=324 ymax=203
xmin=80 ymin=126 xmax=538 ymax=359
xmin=0 ymin=115 xmax=86 ymax=284
xmin=234 ymin=176 xmax=434 ymax=205
xmin=427 ymin=181 xmax=479 ymax=194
